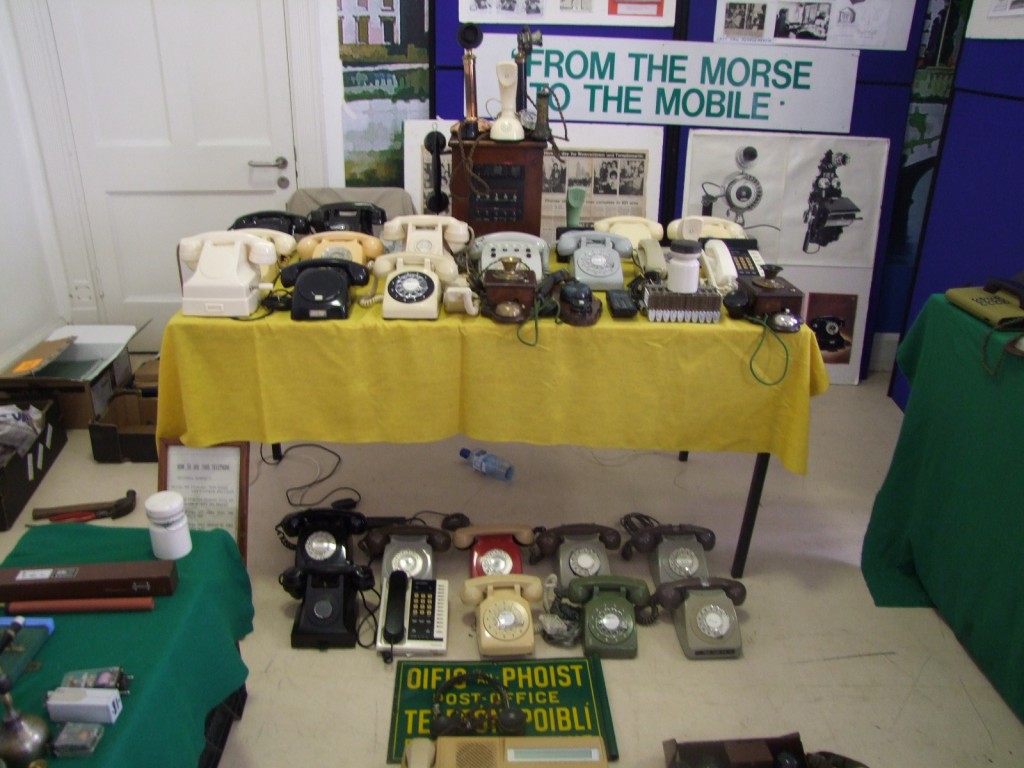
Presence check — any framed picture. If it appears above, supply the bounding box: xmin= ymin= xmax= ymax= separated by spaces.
xmin=157 ymin=440 xmax=249 ymax=562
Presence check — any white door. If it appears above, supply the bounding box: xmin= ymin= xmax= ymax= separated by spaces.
xmin=48 ymin=0 xmax=298 ymax=350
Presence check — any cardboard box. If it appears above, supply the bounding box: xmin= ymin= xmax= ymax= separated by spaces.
xmin=89 ymin=390 xmax=158 ymax=463
xmin=0 ymin=399 xmax=68 ymax=530
xmin=0 ymin=326 xmax=136 ymax=428
xmin=131 ymin=357 xmax=160 ymax=393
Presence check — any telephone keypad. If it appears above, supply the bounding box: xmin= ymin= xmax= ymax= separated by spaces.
xmin=408 ymin=580 xmax=437 ymax=641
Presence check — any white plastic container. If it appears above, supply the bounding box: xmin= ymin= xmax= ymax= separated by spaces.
xmin=145 ymin=490 xmax=192 ymax=560
xmin=667 ymin=240 xmax=702 ymax=294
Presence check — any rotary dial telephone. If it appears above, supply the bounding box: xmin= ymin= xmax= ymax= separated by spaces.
xmin=358 ymin=524 xmax=453 ymax=580
xmin=529 ymin=524 xmax=622 ymax=587
xmin=276 ymin=508 xmax=373 ymax=649
xmin=308 ymin=202 xmax=387 ymax=234
xmin=295 ymin=231 xmax=385 ymax=266
xmin=279 ymin=257 xmax=370 ymax=320
xmin=593 ymin=215 xmax=664 ymax=250
xmin=621 ymin=524 xmax=716 ymax=586
xmin=563 ymin=576 xmax=653 ymax=659
xmin=654 ymin=577 xmax=747 ymax=660
xmin=461 ymin=574 xmax=544 ymax=657
xmin=453 ymin=525 xmax=536 ymax=577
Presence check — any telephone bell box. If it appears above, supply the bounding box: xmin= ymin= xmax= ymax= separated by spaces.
xmin=0 ymin=325 xmax=136 ymax=429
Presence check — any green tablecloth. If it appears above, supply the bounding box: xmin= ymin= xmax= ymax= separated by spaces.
xmin=861 ymin=294 xmax=1024 ymax=722
xmin=1 ymin=525 xmax=254 ymax=767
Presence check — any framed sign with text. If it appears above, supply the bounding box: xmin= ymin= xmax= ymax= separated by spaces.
xmin=157 ymin=440 xmax=249 ymax=562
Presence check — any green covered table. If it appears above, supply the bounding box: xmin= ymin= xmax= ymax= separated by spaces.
xmin=861 ymin=293 xmax=1024 ymax=722
xmin=1 ymin=525 xmax=254 ymax=767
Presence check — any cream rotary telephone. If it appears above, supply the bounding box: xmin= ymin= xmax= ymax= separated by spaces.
xmin=461 ymin=574 xmax=544 ymax=657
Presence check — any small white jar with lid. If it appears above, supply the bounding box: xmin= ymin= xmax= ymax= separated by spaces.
xmin=145 ymin=490 xmax=193 ymax=560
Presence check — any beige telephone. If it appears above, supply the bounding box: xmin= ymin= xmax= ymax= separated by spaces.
xmin=295 ymin=231 xmax=385 ymax=266
xmin=361 ymin=250 xmax=461 ymax=320
xmin=461 ymin=574 xmax=544 ymax=657
xmin=380 ymin=214 xmax=471 ymax=256
xmin=177 ymin=229 xmax=296 ymax=317
xmin=636 ymin=238 xmax=668 ymax=278
xmin=402 ymin=736 xmax=608 ymax=768
xmin=666 ymin=215 xmax=746 ymax=242
xmin=594 ymin=215 xmax=664 ymax=250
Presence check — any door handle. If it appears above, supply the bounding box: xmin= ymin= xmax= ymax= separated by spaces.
xmin=248 ymin=156 xmax=288 ymax=169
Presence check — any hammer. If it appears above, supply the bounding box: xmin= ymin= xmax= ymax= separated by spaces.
xmin=32 ymin=489 xmax=137 ymax=522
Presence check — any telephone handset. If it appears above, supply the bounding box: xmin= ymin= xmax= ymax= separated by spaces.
xmin=556 ymin=232 xmax=632 ymax=291
xmin=453 ymin=525 xmax=536 ymax=577
xmin=377 ymin=570 xmax=449 ymax=658
xmin=636 ymin=238 xmax=668 ymax=279
xmin=621 ymin=524 xmax=716 ymax=585
xmin=309 ymin=202 xmax=387 ymax=234
xmin=461 ymin=574 xmax=544 ymax=656
xmin=529 ymin=525 xmax=622 ymax=587
xmin=563 ymin=575 xmax=653 ymax=659
xmin=593 ymin=215 xmax=664 ymax=249
xmin=295 ymin=231 xmax=385 ymax=266
xmin=666 ymin=215 xmax=746 ymax=242
xmin=653 ymin=577 xmax=746 ymax=659
xmin=230 ymin=210 xmax=314 ymax=238
xmin=178 ymin=229 xmax=296 ymax=317
xmin=402 ymin=736 xmax=609 ymax=768
xmin=470 ymin=232 xmax=548 ymax=281
xmin=276 ymin=508 xmax=373 ymax=649
xmin=380 ymin=215 xmax=471 ymax=256
xmin=359 ymin=524 xmax=453 ymax=579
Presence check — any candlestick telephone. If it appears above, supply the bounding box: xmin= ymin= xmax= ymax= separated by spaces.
xmin=453 ymin=525 xmax=536 ymax=577
xmin=529 ymin=525 xmax=622 ymax=587
xmin=177 ymin=229 xmax=296 ymax=317
xmin=621 ymin=524 xmax=716 ymax=585
xmin=562 ymin=576 xmax=653 ymax=659
xmin=461 ymin=573 xmax=545 ymax=656
xmin=276 ymin=508 xmax=374 ymax=649
xmin=654 ymin=577 xmax=746 ymax=659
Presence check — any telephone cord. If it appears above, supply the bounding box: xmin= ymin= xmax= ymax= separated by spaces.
xmin=746 ymin=318 xmax=790 ymax=386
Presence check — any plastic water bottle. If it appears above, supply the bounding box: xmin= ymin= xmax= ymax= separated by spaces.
xmin=460 ymin=448 xmax=515 ymax=481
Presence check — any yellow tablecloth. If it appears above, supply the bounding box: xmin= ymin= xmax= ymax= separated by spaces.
xmin=157 ymin=305 xmax=828 ymax=475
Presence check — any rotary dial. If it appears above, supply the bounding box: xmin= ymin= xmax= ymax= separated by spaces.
xmin=667 ymin=546 xmax=701 ymax=578
xmin=696 ymin=604 xmax=731 ymax=639
xmin=482 ymin=599 xmax=529 ymax=640
xmin=388 ymin=271 xmax=435 ymax=303
xmin=303 ymin=530 xmax=338 ymax=561
xmin=568 ymin=546 xmax=602 ymax=577
xmin=589 ymin=606 xmax=633 ymax=644
xmin=390 ymin=548 xmax=426 ymax=577
xmin=479 ymin=549 xmax=514 ymax=575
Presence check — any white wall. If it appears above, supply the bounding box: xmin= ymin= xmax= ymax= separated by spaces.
xmin=0 ymin=0 xmax=70 ymax=368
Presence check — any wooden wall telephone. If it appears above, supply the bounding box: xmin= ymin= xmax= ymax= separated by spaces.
xmin=295 ymin=231 xmax=385 ymax=266
xmin=529 ymin=524 xmax=622 ymax=587
xmin=453 ymin=525 xmax=536 ymax=577
xmin=402 ymin=736 xmax=608 ymax=768
xmin=621 ymin=524 xmax=716 ymax=585
xmin=275 ymin=508 xmax=374 ymax=649
xmin=563 ymin=575 xmax=652 ymax=659
xmin=654 ymin=577 xmax=747 ymax=660
xmin=461 ymin=574 xmax=544 ymax=657
xmin=177 ymin=229 xmax=296 ymax=317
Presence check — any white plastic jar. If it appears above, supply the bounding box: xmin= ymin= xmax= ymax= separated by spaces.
xmin=145 ymin=490 xmax=193 ymax=560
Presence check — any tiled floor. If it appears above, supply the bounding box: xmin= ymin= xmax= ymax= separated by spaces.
xmin=3 ymin=372 xmax=1022 ymax=766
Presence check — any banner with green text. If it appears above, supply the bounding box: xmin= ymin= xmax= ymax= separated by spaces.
xmin=475 ymin=35 xmax=859 ymax=133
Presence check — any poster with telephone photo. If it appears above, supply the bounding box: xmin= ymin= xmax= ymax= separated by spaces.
xmin=682 ymin=129 xmax=889 ymax=269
